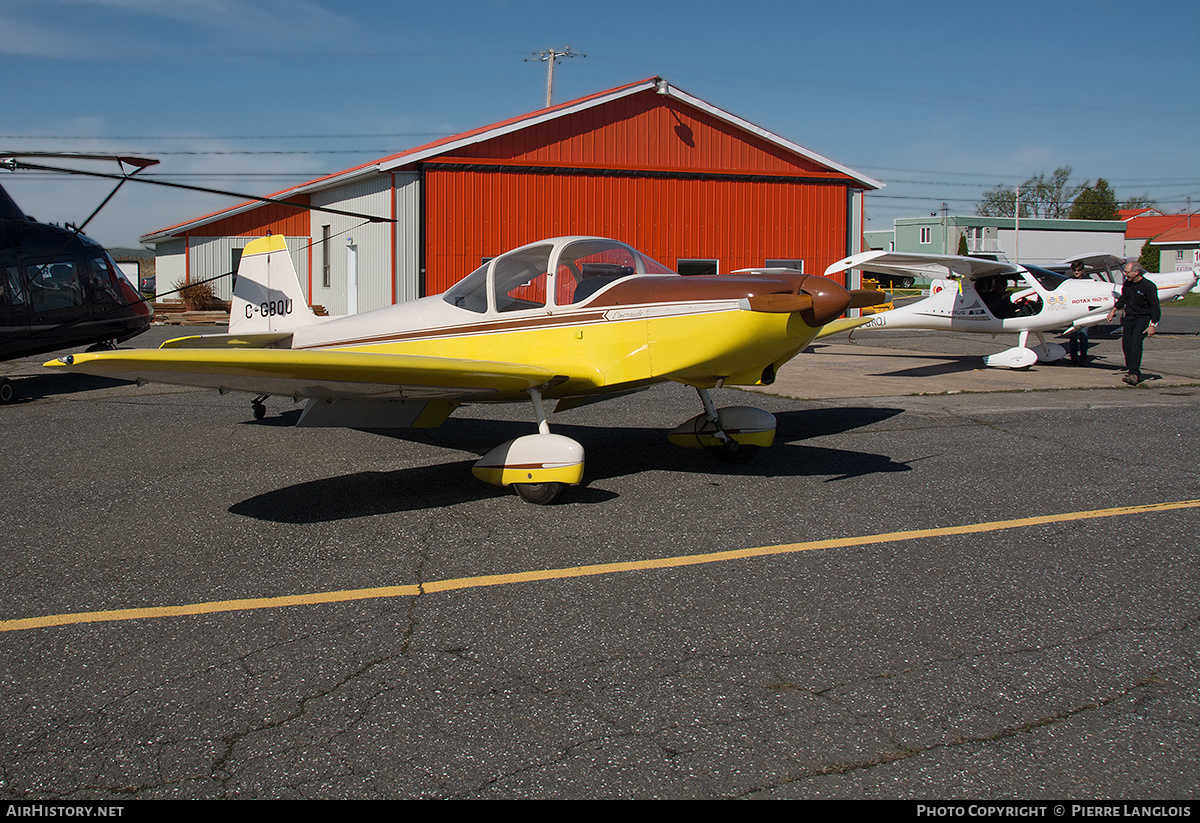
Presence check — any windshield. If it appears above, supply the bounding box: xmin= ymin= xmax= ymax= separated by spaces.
xmin=1024 ymin=265 xmax=1069 ymax=291
xmin=442 ymin=261 xmax=490 ymax=313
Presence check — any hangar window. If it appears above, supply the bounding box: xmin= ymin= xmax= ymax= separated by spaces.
xmin=920 ymin=227 xmax=932 ymax=244
xmin=321 ymin=226 xmax=331 ymax=288
xmin=765 ymin=259 xmax=804 ymax=272
xmin=677 ymin=259 xmax=718 ymax=276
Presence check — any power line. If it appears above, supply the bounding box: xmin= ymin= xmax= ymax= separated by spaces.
xmin=0 ymin=132 xmax=453 ymax=141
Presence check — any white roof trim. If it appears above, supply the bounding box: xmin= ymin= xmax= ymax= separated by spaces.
xmin=143 ymin=77 xmax=880 ymax=242
xmin=655 ymin=80 xmax=882 ymax=190
xmin=377 ymin=79 xmax=660 ymax=174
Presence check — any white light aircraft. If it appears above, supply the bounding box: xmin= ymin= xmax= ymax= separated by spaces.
xmin=1049 ymin=253 xmax=1199 ymax=301
xmin=48 ymin=234 xmax=884 ymax=504
xmin=821 ymin=251 xmax=1117 ymax=369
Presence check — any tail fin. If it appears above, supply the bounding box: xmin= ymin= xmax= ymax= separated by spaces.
xmin=229 ymin=235 xmax=319 ymax=334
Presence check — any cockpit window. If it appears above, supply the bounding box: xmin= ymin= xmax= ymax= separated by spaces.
xmin=494 ymin=244 xmax=551 ymax=313
xmin=556 ymin=239 xmax=675 ymax=304
xmin=87 ymin=256 xmax=121 ymax=300
xmin=443 ymin=261 xmax=490 ymax=313
xmin=28 ymin=260 xmax=83 ymax=311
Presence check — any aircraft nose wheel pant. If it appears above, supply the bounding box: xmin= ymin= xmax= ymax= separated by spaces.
xmin=667 ymin=389 xmax=777 ymax=459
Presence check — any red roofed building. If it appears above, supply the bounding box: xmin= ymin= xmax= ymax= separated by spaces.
xmin=1121 ymin=208 xmax=1199 ymax=259
xmin=141 ymin=78 xmax=880 ymax=313
xmin=1152 ymin=223 xmax=1200 ymax=273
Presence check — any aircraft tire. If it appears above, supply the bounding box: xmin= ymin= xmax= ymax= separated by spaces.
xmin=709 ymin=442 xmax=759 ymax=464
xmin=0 ymin=378 xmax=13 ymax=405
xmin=513 ymin=482 xmax=565 ymax=505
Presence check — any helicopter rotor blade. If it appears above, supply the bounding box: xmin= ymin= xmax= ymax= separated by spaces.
xmin=2 ymin=157 xmax=395 ymax=224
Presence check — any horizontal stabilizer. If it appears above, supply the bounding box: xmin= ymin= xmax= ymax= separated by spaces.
xmin=160 ymin=332 xmax=295 ymax=349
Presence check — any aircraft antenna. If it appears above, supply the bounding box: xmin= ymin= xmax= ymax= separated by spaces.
xmin=528 ymin=47 xmax=585 ymax=108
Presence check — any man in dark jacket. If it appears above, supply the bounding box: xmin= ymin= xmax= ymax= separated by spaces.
xmin=1106 ymin=262 xmax=1160 ymax=385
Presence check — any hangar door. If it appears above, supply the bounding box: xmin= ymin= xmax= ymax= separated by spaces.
xmin=422 ymin=167 xmax=852 ymax=296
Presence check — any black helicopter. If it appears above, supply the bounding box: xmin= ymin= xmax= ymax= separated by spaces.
xmin=1 ymin=151 xmax=395 ymax=404
xmin=1 ymin=155 xmax=157 ymax=403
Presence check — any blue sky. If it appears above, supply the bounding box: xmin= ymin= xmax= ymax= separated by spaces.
xmin=2 ymin=0 xmax=1197 ymax=248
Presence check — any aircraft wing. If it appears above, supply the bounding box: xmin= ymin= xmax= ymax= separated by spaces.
xmin=1048 ymin=252 xmax=1127 ymax=273
xmin=825 ymin=251 xmax=1020 ymax=281
xmin=45 ymin=348 xmax=568 ymax=402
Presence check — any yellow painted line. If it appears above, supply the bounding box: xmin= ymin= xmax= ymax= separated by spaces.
xmin=3 ymin=498 xmax=1198 ymax=634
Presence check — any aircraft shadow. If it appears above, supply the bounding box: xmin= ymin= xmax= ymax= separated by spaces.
xmin=229 ymin=406 xmax=911 ymax=522
xmin=0 ymin=371 xmax=128 ymax=402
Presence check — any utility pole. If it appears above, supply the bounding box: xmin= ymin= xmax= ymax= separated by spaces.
xmin=941 ymin=202 xmax=949 ymax=254
xmin=529 ymin=47 xmax=584 ymax=107
xmin=1014 ymin=186 xmax=1020 ymax=264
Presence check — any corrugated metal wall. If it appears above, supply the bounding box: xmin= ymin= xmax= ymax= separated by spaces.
xmin=187 ymin=236 xmax=309 ymax=301
xmin=445 ymin=93 xmax=842 ymax=178
xmin=421 ymin=90 xmax=860 ymax=294
xmin=181 ymin=199 xmax=312 ymax=301
xmin=393 ymin=172 xmax=421 ymax=303
xmin=309 ymin=175 xmax=394 ymax=314
xmin=189 ymin=200 xmax=310 ymax=238
xmin=423 ymin=170 xmax=850 ymax=294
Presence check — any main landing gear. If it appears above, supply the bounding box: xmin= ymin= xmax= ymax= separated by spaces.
xmin=471 ymin=386 xmax=585 ymax=505
xmin=982 ymin=330 xmax=1066 ymax=369
xmin=470 ymin=385 xmax=776 ymax=505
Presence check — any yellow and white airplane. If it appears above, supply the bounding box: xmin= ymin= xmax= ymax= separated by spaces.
xmin=47 ymin=235 xmax=881 ymax=503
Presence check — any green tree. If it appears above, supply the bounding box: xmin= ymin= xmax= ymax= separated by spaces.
xmin=957 ymin=232 xmax=970 ymax=256
xmin=977 ymin=185 xmax=1019 ymax=217
xmin=1023 ymin=167 xmax=1084 ymax=218
xmin=976 ymin=166 xmax=1083 ymax=218
xmin=1121 ymin=195 xmax=1157 ymax=211
xmin=1069 ymin=179 xmax=1119 ymax=220
xmin=1138 ymin=238 xmax=1160 ymax=273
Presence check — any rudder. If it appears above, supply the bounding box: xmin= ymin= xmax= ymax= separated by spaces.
xmin=230 ymin=235 xmax=318 ymax=334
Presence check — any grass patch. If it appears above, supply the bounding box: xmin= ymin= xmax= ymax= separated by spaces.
xmin=1167 ymin=292 xmax=1200 ymax=308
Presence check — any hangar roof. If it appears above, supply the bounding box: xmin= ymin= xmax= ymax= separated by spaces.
xmin=142 ymin=77 xmax=881 ymax=243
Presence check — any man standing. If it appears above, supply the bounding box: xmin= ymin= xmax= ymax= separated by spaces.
xmin=1064 ymin=260 xmax=1090 ymax=364
xmin=1106 ymin=262 xmax=1160 ymax=385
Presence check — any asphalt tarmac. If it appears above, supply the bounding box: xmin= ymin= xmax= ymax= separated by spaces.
xmin=1 ymin=314 xmax=1197 ymax=800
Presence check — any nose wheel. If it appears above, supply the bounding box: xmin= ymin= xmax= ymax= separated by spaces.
xmin=668 ymin=388 xmax=776 ymax=461
xmin=512 ymin=481 xmax=566 ymax=505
